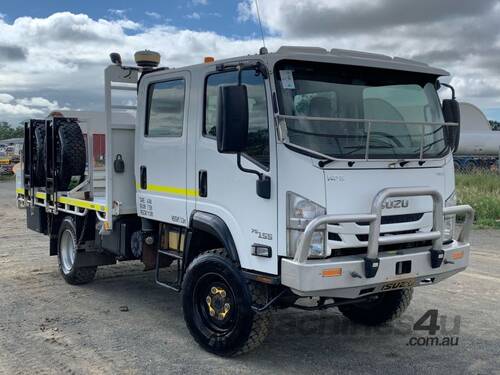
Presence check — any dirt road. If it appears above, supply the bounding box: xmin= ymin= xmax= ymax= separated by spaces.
xmin=0 ymin=179 xmax=498 ymax=374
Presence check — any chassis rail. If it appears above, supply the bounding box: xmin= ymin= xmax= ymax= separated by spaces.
xmin=295 ymin=187 xmax=474 ymax=278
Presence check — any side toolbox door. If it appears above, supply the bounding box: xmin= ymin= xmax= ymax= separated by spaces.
xmin=136 ymin=71 xmax=191 ymax=225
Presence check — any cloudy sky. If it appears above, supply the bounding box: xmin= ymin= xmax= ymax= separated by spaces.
xmin=1 ymin=0 xmax=499 ymax=124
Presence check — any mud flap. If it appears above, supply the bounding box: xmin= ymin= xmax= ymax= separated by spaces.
xmin=26 ymin=206 xmax=47 ymax=234
xmin=49 ymin=235 xmax=58 ymax=256
xmin=142 ymin=243 xmax=172 ymax=271
xmin=142 ymin=242 xmax=157 ymax=271
xmin=73 ymin=251 xmax=116 ymax=268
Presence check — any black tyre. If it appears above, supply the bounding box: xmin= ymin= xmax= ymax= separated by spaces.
xmin=182 ymin=249 xmax=271 ymax=356
xmin=55 ymin=121 xmax=86 ymax=191
xmin=57 ymin=216 xmax=97 ymax=285
xmin=338 ymin=288 xmax=413 ymax=326
xmin=33 ymin=124 xmax=46 ymax=186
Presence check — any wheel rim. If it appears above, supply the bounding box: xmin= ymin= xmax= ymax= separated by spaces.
xmin=193 ymin=273 xmax=237 ymax=334
xmin=60 ymin=229 xmax=76 ymax=275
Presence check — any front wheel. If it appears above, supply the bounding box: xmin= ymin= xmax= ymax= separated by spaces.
xmin=182 ymin=249 xmax=271 ymax=356
xmin=57 ymin=216 xmax=97 ymax=285
xmin=338 ymin=288 xmax=413 ymax=326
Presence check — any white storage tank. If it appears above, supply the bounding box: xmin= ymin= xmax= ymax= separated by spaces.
xmin=456 ymin=102 xmax=500 ymax=156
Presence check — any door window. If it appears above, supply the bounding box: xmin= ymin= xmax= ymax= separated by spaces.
xmin=146 ymin=79 xmax=185 ymax=137
xmin=205 ymin=70 xmax=270 ymax=168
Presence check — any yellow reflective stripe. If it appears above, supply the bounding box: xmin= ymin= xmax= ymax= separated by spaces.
xmin=135 ymin=182 xmax=198 ymax=197
xmin=57 ymin=196 xmax=108 ymax=213
xmin=16 ymin=188 xmax=46 ymax=200
xmin=35 ymin=192 xmax=46 ymax=199
xmin=16 ymin=189 xmax=107 ymax=212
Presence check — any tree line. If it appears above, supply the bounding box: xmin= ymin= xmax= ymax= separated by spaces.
xmin=0 ymin=122 xmax=23 ymax=141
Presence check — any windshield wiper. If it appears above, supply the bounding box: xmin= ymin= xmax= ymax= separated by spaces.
xmin=318 ymin=159 xmax=336 ymax=167
xmin=283 ymin=141 xmax=339 ymax=166
xmin=318 ymin=144 xmax=393 ymax=167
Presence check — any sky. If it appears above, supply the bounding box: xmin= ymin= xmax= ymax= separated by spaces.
xmin=0 ymin=0 xmax=499 ymax=124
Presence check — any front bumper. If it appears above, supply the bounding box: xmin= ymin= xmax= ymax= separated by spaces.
xmin=281 ymin=187 xmax=474 ymax=299
xmin=282 ymin=241 xmax=469 ymax=298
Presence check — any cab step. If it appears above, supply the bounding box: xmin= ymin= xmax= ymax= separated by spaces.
xmin=155 ymin=248 xmax=183 ymax=292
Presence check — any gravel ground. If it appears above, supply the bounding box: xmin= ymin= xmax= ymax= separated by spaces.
xmin=0 ymin=179 xmax=499 ymax=374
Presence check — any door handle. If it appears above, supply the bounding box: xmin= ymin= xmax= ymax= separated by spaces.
xmin=199 ymin=170 xmax=207 ymax=197
xmin=140 ymin=165 xmax=147 ymax=189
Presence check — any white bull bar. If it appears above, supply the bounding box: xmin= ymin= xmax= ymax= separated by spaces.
xmin=293 ymin=187 xmax=474 ymax=279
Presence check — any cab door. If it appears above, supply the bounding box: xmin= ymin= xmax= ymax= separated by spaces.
xmin=195 ymin=66 xmax=278 ymax=274
xmin=136 ymin=71 xmax=191 ymax=226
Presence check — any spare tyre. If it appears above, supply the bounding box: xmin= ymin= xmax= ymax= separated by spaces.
xmin=32 ymin=124 xmax=46 ymax=186
xmin=55 ymin=120 xmax=86 ymax=191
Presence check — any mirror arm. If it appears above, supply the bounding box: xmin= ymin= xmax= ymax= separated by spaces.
xmin=237 ymin=154 xmax=271 ymax=199
xmin=440 ymin=82 xmax=456 ymax=100
xmin=237 ymin=153 xmax=263 ymax=179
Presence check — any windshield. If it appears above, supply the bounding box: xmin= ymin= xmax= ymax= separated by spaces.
xmin=275 ymin=60 xmax=449 ymax=159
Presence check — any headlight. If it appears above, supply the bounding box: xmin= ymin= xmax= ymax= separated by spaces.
xmin=287 ymin=192 xmax=327 ymax=258
xmin=443 ymin=192 xmax=456 ymax=243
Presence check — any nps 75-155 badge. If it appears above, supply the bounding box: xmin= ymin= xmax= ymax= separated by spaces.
xmin=251 ymin=228 xmax=273 ymax=241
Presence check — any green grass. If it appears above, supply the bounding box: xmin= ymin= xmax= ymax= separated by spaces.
xmin=456 ymin=170 xmax=500 ymax=229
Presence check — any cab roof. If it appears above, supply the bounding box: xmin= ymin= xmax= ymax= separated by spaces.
xmin=205 ymin=46 xmax=449 ymax=77
xmin=266 ymin=46 xmax=449 ymax=77
xmin=149 ymin=45 xmax=449 ymax=78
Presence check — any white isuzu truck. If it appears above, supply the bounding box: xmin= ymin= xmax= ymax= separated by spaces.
xmin=17 ymin=46 xmax=474 ymax=356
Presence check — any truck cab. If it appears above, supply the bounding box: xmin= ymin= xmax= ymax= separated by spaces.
xmin=18 ymin=46 xmax=474 ymax=356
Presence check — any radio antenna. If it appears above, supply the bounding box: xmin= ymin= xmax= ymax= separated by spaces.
xmin=254 ymin=0 xmax=266 ymax=49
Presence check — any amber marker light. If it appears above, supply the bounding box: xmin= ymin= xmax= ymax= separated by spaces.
xmin=321 ymin=268 xmax=342 ymax=277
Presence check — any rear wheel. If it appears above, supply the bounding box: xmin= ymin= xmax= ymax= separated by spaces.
xmin=57 ymin=216 xmax=97 ymax=285
xmin=182 ymin=249 xmax=271 ymax=356
xmin=338 ymin=288 xmax=413 ymax=326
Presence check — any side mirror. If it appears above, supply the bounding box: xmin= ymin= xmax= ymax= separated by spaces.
xmin=442 ymin=99 xmax=460 ymax=124
xmin=442 ymin=99 xmax=460 ymax=152
xmin=216 ymin=85 xmax=249 ymax=153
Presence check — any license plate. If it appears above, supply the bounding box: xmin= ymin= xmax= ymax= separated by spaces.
xmin=381 ymin=278 xmax=416 ymax=291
